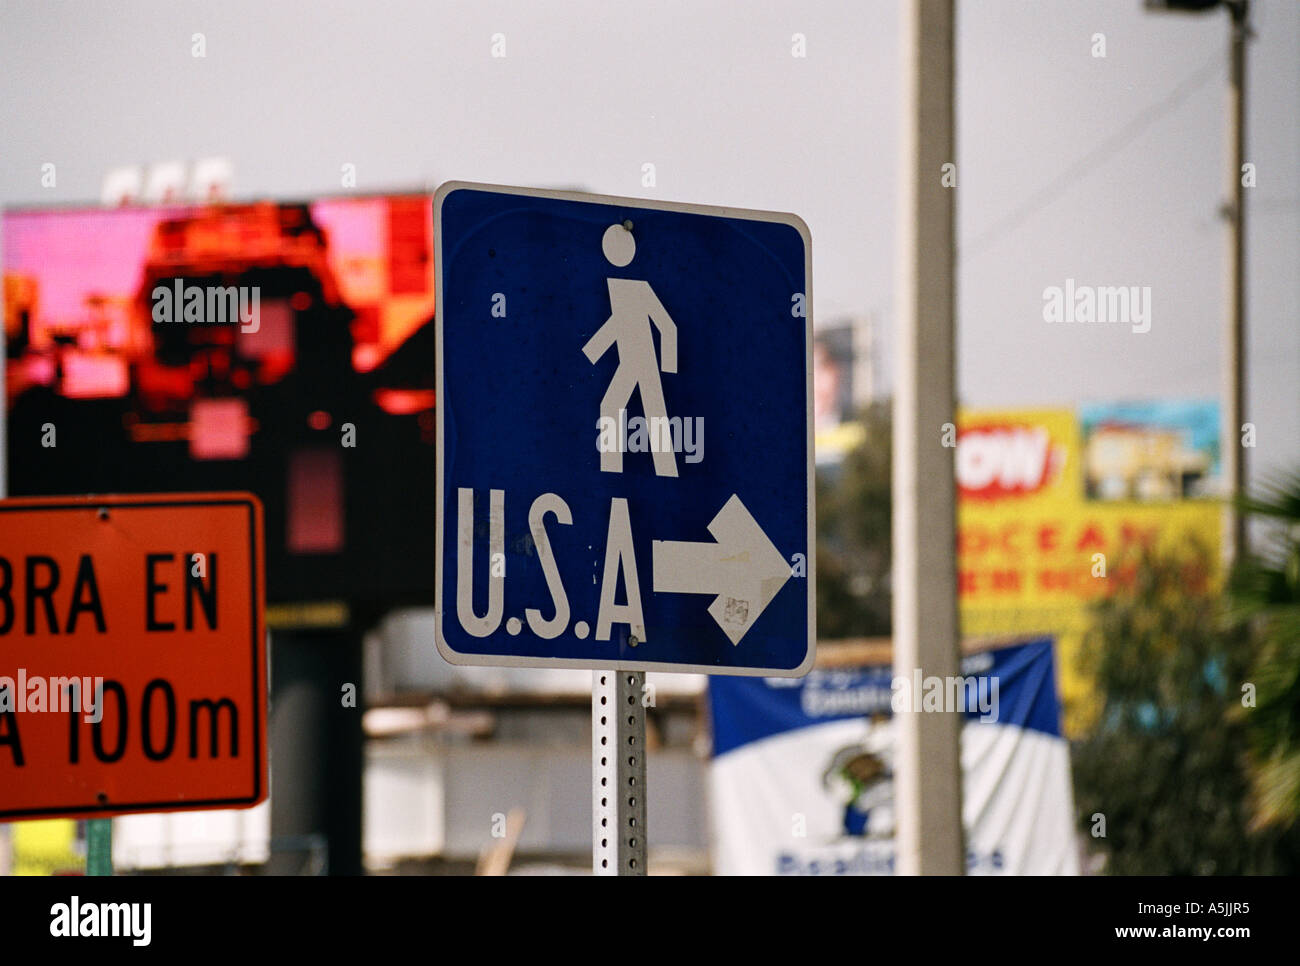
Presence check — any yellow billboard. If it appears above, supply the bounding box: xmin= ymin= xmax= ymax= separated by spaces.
xmin=956 ymin=404 xmax=1222 ymax=732
xmin=11 ymin=820 xmax=83 ymax=876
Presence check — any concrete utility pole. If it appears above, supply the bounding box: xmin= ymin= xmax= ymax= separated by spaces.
xmin=893 ymin=0 xmax=965 ymax=875
xmin=1223 ymin=0 xmax=1248 ymax=565
xmin=1145 ymin=0 xmax=1252 ymax=567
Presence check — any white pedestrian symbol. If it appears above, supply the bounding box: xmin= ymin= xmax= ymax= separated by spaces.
xmin=583 ymin=223 xmax=680 ymax=477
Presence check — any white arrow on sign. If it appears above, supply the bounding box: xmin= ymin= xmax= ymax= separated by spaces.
xmin=651 ymin=494 xmax=791 ymax=645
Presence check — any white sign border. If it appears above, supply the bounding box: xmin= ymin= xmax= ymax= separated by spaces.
xmin=433 ymin=180 xmax=815 ymax=677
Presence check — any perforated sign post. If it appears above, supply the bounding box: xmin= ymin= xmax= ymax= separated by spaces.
xmin=435 ymin=182 xmax=813 ymax=874
xmin=0 ymin=493 xmax=266 ymax=824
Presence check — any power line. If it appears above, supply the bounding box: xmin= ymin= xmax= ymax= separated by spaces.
xmin=960 ymin=53 xmax=1225 ymax=259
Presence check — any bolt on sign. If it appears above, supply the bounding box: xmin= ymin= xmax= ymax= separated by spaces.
xmin=0 ymin=493 xmax=266 ymax=820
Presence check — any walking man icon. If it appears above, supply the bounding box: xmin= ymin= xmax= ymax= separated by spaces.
xmin=582 ymin=223 xmax=680 ymax=477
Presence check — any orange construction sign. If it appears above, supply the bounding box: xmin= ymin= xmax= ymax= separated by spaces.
xmin=0 ymin=493 xmax=266 ymax=820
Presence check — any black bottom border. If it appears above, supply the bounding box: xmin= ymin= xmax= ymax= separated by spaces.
xmin=0 ymin=872 xmax=1286 ymax=953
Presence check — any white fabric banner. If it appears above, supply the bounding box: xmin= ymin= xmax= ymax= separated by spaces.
xmin=708 ymin=637 xmax=1078 ymax=875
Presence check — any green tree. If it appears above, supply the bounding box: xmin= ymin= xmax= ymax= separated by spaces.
xmin=1072 ymin=539 xmax=1298 ymax=874
xmin=1229 ymin=470 xmax=1300 ymax=833
xmin=815 ymin=401 xmax=892 ymax=639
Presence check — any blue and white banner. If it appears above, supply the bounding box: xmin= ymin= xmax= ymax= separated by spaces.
xmin=708 ymin=637 xmax=1078 ymax=874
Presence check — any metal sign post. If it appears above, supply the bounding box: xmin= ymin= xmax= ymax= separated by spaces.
xmin=86 ymin=819 xmax=113 ymax=876
xmin=434 ymin=182 xmax=815 ymax=876
xmin=592 ymin=670 xmax=647 ymax=875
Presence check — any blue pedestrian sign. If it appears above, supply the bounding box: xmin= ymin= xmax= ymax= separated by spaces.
xmin=434 ymin=182 xmax=813 ymax=676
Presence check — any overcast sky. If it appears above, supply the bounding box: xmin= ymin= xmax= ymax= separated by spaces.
xmin=2 ymin=0 xmax=1297 ymax=483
